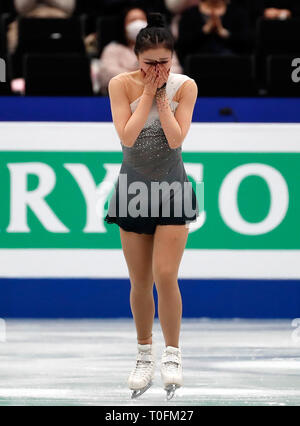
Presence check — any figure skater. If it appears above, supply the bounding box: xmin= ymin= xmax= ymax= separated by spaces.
xmin=104 ymin=11 xmax=199 ymax=400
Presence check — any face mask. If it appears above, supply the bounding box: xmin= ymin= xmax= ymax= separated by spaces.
xmin=125 ymin=19 xmax=147 ymax=42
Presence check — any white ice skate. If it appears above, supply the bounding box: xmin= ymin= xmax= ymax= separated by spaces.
xmin=128 ymin=343 xmax=156 ymax=399
xmin=160 ymin=345 xmax=183 ymax=400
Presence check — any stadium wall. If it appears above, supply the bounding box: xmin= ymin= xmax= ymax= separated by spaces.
xmin=0 ymin=97 xmax=299 ymax=318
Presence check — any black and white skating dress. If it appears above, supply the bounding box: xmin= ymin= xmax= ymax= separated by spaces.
xmin=105 ymin=72 xmax=200 ymax=234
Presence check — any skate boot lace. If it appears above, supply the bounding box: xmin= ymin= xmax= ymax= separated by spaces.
xmin=132 ymin=351 xmax=154 ymax=378
xmin=162 ymin=352 xmax=181 ymax=373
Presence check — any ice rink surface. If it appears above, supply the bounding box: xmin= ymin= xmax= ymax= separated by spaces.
xmin=0 ymin=318 xmax=299 ymax=406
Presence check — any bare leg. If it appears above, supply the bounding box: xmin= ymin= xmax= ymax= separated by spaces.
xmin=152 ymin=224 xmax=189 ymax=348
xmin=120 ymin=228 xmax=155 ymax=345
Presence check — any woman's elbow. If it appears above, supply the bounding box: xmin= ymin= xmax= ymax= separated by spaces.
xmin=121 ymin=134 xmax=135 ymax=148
xmin=168 ymin=136 xmax=183 ymax=150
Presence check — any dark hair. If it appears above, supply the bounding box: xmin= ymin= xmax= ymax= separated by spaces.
xmin=118 ymin=3 xmax=148 ymax=47
xmin=134 ymin=12 xmax=174 ymax=57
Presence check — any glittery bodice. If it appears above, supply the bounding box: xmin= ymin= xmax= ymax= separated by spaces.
xmin=121 ymin=72 xmax=194 ymax=182
xmin=121 ymin=118 xmax=182 ymax=181
xmin=105 ymin=73 xmax=199 ymax=224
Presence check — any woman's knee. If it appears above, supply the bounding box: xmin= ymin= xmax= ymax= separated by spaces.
xmin=152 ymin=264 xmax=178 ymax=288
xmin=129 ymin=272 xmax=154 ymax=293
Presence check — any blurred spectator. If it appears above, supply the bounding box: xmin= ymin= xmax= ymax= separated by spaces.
xmin=14 ymin=0 xmax=75 ymax=15
xmin=261 ymin=1 xmax=299 ymax=19
xmin=165 ymin=0 xmax=199 ymax=14
xmin=9 ymin=1 xmax=75 ymax=57
xmin=176 ymin=0 xmax=251 ymax=65
xmin=9 ymin=0 xmax=76 ymax=93
xmin=246 ymin=0 xmax=300 ymax=25
xmin=95 ymin=5 xmax=183 ymax=95
xmin=164 ymin=0 xmax=199 ymax=40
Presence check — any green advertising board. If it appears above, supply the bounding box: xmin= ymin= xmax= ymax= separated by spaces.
xmin=0 ymin=122 xmax=299 ymax=279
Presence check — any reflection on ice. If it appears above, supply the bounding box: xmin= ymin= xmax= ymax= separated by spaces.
xmin=0 ymin=319 xmax=299 ymax=406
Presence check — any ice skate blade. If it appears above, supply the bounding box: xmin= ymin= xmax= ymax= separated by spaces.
xmin=130 ymin=380 xmax=153 ymax=399
xmin=165 ymin=384 xmax=180 ymax=401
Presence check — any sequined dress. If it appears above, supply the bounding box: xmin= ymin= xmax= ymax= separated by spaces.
xmin=104 ymin=72 xmax=200 ymax=234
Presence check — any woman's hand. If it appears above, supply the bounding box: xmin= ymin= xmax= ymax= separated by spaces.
xmin=141 ymin=66 xmax=160 ymax=97
xmin=215 ymin=16 xmax=230 ymax=38
xmin=155 ymin=64 xmax=170 ymax=89
xmin=264 ymin=7 xmax=291 ymax=19
xmin=203 ymin=17 xmax=216 ymax=34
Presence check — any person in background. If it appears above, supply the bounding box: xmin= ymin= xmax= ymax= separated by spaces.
xmin=165 ymin=0 xmax=198 ymax=13
xmin=164 ymin=0 xmax=198 ymax=40
xmin=245 ymin=0 xmax=300 ymax=28
xmin=240 ymin=0 xmax=300 ymax=41
xmin=14 ymin=0 xmax=75 ymax=15
xmin=9 ymin=0 xmax=75 ymax=57
xmin=9 ymin=0 xmax=76 ymax=93
xmin=96 ymin=5 xmax=183 ymax=96
xmin=261 ymin=0 xmax=299 ymax=19
xmin=175 ymin=0 xmax=251 ymax=65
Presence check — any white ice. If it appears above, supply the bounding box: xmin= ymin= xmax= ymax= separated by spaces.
xmin=0 ymin=319 xmax=299 ymax=406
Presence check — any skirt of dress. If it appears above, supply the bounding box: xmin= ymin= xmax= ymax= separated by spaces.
xmin=104 ymin=180 xmax=199 ymax=234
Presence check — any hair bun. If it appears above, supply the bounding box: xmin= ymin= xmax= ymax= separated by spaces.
xmin=147 ymin=12 xmax=166 ymax=29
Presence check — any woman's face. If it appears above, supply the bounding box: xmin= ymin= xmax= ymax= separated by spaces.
xmin=199 ymin=0 xmax=227 ymax=16
xmin=124 ymin=8 xmax=147 ymax=29
xmin=138 ymin=47 xmax=173 ymax=75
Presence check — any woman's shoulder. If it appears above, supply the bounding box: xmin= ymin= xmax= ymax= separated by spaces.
xmin=111 ymin=71 xmax=194 ymax=85
xmin=111 ymin=70 xmax=136 ymax=82
xmin=109 ymin=72 xmax=129 ymax=90
xmin=111 ymin=71 xmax=143 ymax=94
xmin=109 ymin=71 xmax=140 ymax=99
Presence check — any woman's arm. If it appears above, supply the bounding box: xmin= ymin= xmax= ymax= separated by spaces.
xmin=156 ymin=79 xmax=198 ymax=149
xmin=175 ymin=8 xmax=207 ymax=63
xmin=222 ymin=7 xmax=252 ymax=53
xmin=108 ymin=77 xmax=154 ymax=147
